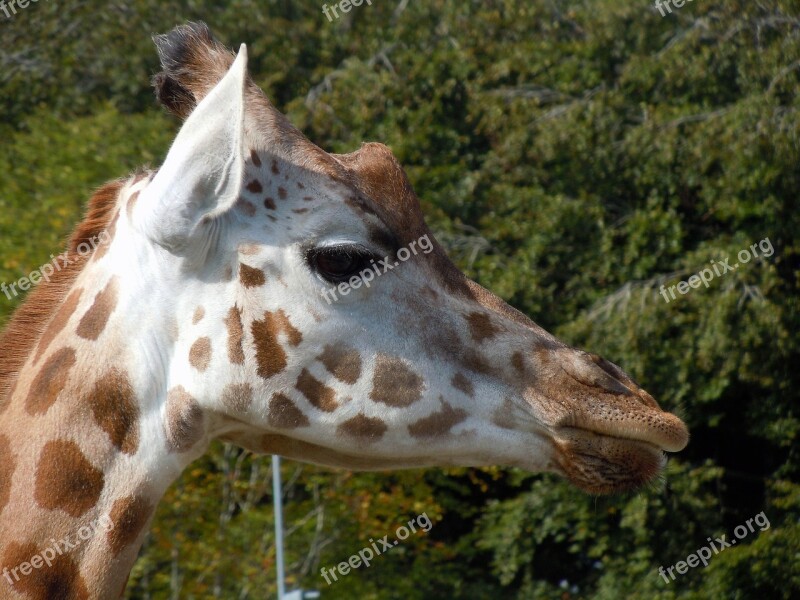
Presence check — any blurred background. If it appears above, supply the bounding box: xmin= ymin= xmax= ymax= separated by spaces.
xmin=1 ymin=1 xmax=798 ymax=598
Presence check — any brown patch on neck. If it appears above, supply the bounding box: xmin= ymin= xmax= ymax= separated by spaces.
xmin=76 ymin=276 xmax=120 ymax=341
xmin=0 ymin=540 xmax=89 ymax=599
xmin=25 ymin=346 xmax=77 ymax=416
xmin=107 ymin=495 xmax=154 ymax=558
xmin=86 ymin=369 xmax=140 ymax=455
xmin=164 ymin=386 xmax=205 ymax=453
xmin=224 ymin=306 xmax=245 ymax=364
xmin=34 ymin=440 xmax=105 ymax=517
xmin=33 ymin=287 xmax=83 ymax=364
xmin=0 ymin=180 xmax=124 ymax=411
xmin=239 ymin=263 xmax=266 ymax=288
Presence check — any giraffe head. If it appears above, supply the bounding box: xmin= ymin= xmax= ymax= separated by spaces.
xmin=122 ymin=23 xmax=687 ymax=494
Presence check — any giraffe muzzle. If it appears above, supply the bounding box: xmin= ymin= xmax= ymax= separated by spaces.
xmin=556 ymin=349 xmax=689 ymax=453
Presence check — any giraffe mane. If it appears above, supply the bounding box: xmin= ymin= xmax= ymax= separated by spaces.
xmin=0 ymin=178 xmax=126 ymax=408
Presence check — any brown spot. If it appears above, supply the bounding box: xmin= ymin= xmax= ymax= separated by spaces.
xmin=370 ymin=354 xmax=424 ymax=407
xmin=466 ymin=311 xmax=500 ymax=342
xmin=271 ymin=159 xmax=280 ymax=175
xmin=252 ymin=310 xmax=302 ymax=379
xmin=464 ymin=349 xmax=495 ymax=375
xmin=0 ymin=541 xmax=89 ymax=599
xmin=512 ymin=351 xmax=526 ymax=375
xmin=0 ymin=434 xmax=14 ymax=516
xmin=451 ymin=373 xmax=474 ymax=397
xmin=189 ymin=337 xmax=212 ymax=372
xmin=33 ymin=288 xmax=82 ymax=363
xmin=164 ymin=386 xmax=205 ymax=452
xmin=296 ymin=369 xmax=338 ymax=412
xmin=338 ymin=413 xmax=387 ymax=441
xmin=223 ymin=264 xmax=234 ymax=280
xmin=222 ymin=383 xmax=253 ymax=412
xmin=267 ymin=214 xmax=278 ymax=222
xmin=107 ymin=495 xmax=153 ymax=557
xmin=250 ymin=149 xmax=262 ymax=166
xmin=76 ymin=277 xmax=119 ymax=340
xmin=224 ymin=307 xmax=245 ymax=364
xmin=86 ymin=369 xmax=140 ymax=455
xmin=126 ymin=190 xmax=140 ymax=221
xmin=92 ymin=211 xmax=118 ymax=261
xmin=25 ymin=347 xmax=77 ymax=415
xmin=264 ymin=197 xmax=276 ymax=210
xmin=278 ymin=187 xmax=287 ymax=199
xmin=492 ymin=397 xmax=519 ymax=430
xmin=292 ymin=208 xmax=309 ymax=214
xmin=268 ymin=393 xmax=310 ymax=428
xmin=318 ymin=345 xmax=361 ymax=384
xmin=34 ymin=440 xmax=104 ymax=517
xmin=238 ymin=198 xmax=257 ymax=216
xmin=239 ymin=263 xmax=266 ymax=288
xmin=246 ymin=179 xmax=263 ymax=193
xmin=303 ymin=196 xmax=314 ymax=201
xmin=408 ymin=398 xmax=468 ymax=438
xmin=297 ymin=181 xmax=305 ymax=189
xmin=192 ymin=306 xmax=205 ymax=324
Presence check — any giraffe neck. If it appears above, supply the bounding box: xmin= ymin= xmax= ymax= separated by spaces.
xmin=0 ymin=177 xmax=206 ymax=598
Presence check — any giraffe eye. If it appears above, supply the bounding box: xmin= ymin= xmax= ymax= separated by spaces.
xmin=307 ymin=245 xmax=376 ymax=283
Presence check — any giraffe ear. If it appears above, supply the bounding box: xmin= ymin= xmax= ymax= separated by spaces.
xmin=139 ymin=44 xmax=248 ymax=250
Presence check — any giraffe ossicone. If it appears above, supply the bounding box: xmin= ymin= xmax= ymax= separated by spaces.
xmin=0 ymin=22 xmax=689 ymax=598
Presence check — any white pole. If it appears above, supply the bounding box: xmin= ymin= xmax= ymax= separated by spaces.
xmin=272 ymin=454 xmax=286 ymax=600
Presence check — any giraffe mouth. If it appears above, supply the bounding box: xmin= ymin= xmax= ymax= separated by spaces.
xmin=551 ymin=427 xmax=668 ymax=494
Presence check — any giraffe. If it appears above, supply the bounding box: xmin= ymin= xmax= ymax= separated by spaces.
xmin=0 ymin=22 xmax=688 ymax=598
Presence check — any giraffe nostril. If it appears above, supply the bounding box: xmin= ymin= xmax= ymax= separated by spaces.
xmin=560 ymin=350 xmax=633 ymax=397
xmin=586 ymin=353 xmax=660 ymax=410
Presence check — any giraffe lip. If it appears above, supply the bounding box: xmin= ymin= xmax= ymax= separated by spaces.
xmin=558 ymin=424 xmax=687 ymax=454
xmin=552 ymin=427 xmax=668 ymax=494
